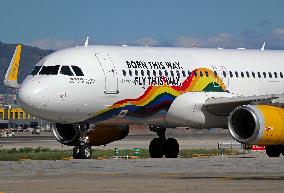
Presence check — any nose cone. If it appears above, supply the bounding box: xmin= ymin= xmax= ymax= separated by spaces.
xmin=18 ymin=77 xmax=48 ymax=117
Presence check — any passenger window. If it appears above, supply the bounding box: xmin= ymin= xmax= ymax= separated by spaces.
xmin=280 ymin=72 xmax=283 ymax=78
xmin=205 ymin=71 xmax=209 ymax=77
xmin=39 ymin=65 xmax=60 ymax=75
xmin=165 ymin=70 xmax=168 ymax=77
xmin=268 ymin=72 xmax=272 ymax=78
xmin=194 ymin=71 xmax=197 ymax=77
xmin=147 ymin=70 xmax=150 ymax=76
xmin=252 ymin=71 xmax=255 ymax=78
xmin=159 ymin=70 xmax=163 ymax=77
xmin=246 ymin=71 xmax=250 ymax=78
xmin=222 ymin=71 xmax=226 ymax=78
xmin=29 ymin=66 xmax=42 ymax=76
xmin=274 ymin=72 xmax=277 ymax=78
xmin=135 ymin=70 xmax=138 ymax=76
xmin=235 ymin=71 xmax=239 ymax=78
xmin=200 ymin=71 xmax=203 ymax=77
xmin=182 ymin=70 xmax=186 ymax=77
xmin=176 ymin=71 xmax=180 ymax=77
xmin=263 ymin=72 xmax=266 ymax=78
xmin=141 ymin=70 xmax=144 ymax=76
xmin=241 ymin=71 xmax=244 ymax=78
xmin=60 ymin=66 xmax=74 ymax=76
xmin=213 ymin=71 xmax=217 ymax=77
xmin=122 ymin=70 xmax=126 ymax=76
xmin=129 ymin=70 xmax=132 ymax=76
xmin=170 ymin=70 xmax=174 ymax=77
xmin=71 ymin=66 xmax=84 ymax=76
xmin=257 ymin=72 xmax=261 ymax=78
xmin=229 ymin=71 xmax=233 ymax=78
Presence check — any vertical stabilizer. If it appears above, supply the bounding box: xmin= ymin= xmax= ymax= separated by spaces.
xmin=4 ymin=44 xmax=22 ymax=88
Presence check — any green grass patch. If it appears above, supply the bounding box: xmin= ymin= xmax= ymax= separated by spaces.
xmin=0 ymin=147 xmax=71 ymax=161
xmin=0 ymin=147 xmax=238 ymax=161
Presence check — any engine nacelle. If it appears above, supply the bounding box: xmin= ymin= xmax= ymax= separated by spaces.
xmin=52 ymin=124 xmax=80 ymax=146
xmin=52 ymin=124 xmax=129 ymax=146
xmin=228 ymin=105 xmax=284 ymax=145
xmin=86 ymin=125 xmax=129 ymax=146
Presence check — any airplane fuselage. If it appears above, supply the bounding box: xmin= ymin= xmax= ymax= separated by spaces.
xmin=18 ymin=45 xmax=284 ymax=128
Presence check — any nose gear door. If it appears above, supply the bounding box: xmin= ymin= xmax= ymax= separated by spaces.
xmin=95 ymin=53 xmax=119 ymax=94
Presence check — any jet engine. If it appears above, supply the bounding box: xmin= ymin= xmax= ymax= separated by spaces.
xmin=228 ymin=105 xmax=284 ymax=145
xmin=52 ymin=124 xmax=80 ymax=146
xmin=52 ymin=124 xmax=129 ymax=146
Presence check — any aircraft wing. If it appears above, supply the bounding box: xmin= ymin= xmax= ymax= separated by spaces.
xmin=204 ymin=94 xmax=283 ymax=116
xmin=4 ymin=44 xmax=22 ymax=88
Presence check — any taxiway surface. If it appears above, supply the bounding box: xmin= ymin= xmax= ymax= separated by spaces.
xmin=0 ymin=154 xmax=283 ymax=193
xmin=1 ymin=130 xmax=278 ymax=193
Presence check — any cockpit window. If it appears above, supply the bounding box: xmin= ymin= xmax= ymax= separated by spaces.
xmin=39 ymin=65 xmax=60 ymax=75
xmin=71 ymin=66 xmax=84 ymax=76
xmin=60 ymin=66 xmax=74 ymax=76
xmin=29 ymin=66 xmax=42 ymax=76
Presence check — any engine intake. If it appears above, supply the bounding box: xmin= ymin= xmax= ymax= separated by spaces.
xmin=52 ymin=124 xmax=80 ymax=146
xmin=228 ymin=105 xmax=284 ymax=145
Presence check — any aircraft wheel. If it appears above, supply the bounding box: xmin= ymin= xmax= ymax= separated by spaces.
xmin=280 ymin=145 xmax=284 ymax=156
xmin=72 ymin=146 xmax=80 ymax=159
xmin=164 ymin=138 xmax=179 ymax=158
xmin=149 ymin=138 xmax=164 ymax=158
xmin=79 ymin=144 xmax=92 ymax=159
xmin=73 ymin=144 xmax=92 ymax=159
xmin=266 ymin=145 xmax=281 ymax=157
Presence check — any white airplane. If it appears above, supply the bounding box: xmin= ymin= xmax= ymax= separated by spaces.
xmin=4 ymin=43 xmax=284 ymax=159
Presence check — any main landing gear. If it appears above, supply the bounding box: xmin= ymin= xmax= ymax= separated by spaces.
xmin=265 ymin=145 xmax=284 ymax=157
xmin=73 ymin=124 xmax=92 ymax=159
xmin=149 ymin=127 xmax=179 ymax=158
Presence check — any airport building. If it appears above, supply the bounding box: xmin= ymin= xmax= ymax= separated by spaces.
xmin=0 ymin=103 xmax=49 ymax=129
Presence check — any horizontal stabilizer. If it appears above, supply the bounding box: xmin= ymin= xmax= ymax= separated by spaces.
xmin=4 ymin=44 xmax=22 ymax=88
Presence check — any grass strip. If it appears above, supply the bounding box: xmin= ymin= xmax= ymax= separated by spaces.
xmin=0 ymin=147 xmax=238 ymax=161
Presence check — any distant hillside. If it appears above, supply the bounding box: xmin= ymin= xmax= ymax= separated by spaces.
xmin=0 ymin=41 xmax=54 ymax=94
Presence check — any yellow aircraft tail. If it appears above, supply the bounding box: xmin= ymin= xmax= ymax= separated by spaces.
xmin=4 ymin=44 xmax=22 ymax=88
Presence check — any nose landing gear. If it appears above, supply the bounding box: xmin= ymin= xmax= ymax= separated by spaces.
xmin=73 ymin=144 xmax=92 ymax=159
xmin=149 ymin=127 xmax=179 ymax=158
xmin=72 ymin=124 xmax=92 ymax=159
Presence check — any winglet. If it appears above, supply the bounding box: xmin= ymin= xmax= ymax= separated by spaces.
xmin=4 ymin=44 xmax=22 ymax=88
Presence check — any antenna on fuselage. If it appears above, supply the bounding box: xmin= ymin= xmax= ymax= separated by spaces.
xmin=261 ymin=41 xmax=266 ymax=51
xmin=84 ymin=36 xmax=90 ymax=47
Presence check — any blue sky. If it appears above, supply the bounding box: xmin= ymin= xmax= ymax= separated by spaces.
xmin=1 ymin=0 xmax=284 ymax=49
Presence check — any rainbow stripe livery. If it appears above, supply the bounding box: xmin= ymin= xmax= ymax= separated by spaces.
xmin=93 ymin=68 xmax=226 ymax=122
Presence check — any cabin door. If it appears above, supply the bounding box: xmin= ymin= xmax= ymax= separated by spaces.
xmin=95 ymin=53 xmax=119 ymax=94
